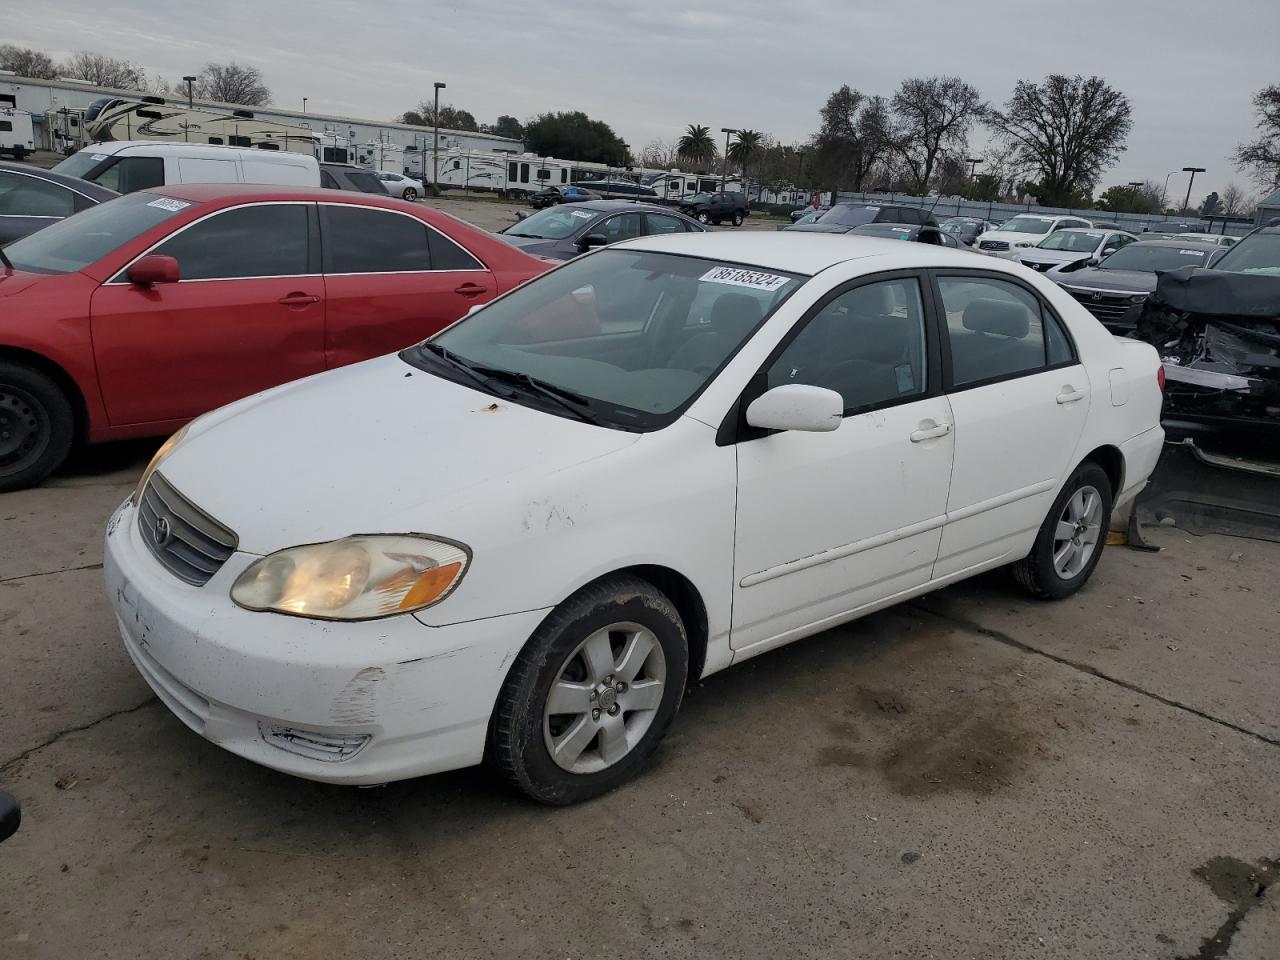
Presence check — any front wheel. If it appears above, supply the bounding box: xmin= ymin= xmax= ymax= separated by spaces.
xmin=1012 ymin=462 xmax=1113 ymax=599
xmin=0 ymin=362 xmax=75 ymax=493
xmin=402 ymin=187 xmax=418 ymax=201
xmin=488 ymin=575 xmax=689 ymax=805
xmin=696 ymin=211 xmax=711 ymax=224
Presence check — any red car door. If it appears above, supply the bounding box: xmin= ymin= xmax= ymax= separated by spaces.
xmin=89 ymin=201 xmax=325 ymax=426
xmin=318 ymin=203 xmax=496 ymax=367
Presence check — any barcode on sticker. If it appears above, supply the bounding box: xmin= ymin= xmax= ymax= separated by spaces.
xmin=570 ymin=209 xmax=593 ymax=219
xmin=146 ymin=198 xmax=191 ymax=212
xmin=700 ymin=266 xmax=790 ymax=291
xmin=1177 ymin=249 xmax=1206 ymax=256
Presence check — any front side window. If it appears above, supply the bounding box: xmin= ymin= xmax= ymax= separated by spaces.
xmin=323 ymin=206 xmax=430 ymax=273
xmin=91 ymin=156 xmax=165 ymax=194
xmin=938 ymin=276 xmax=1060 ymax=387
xmin=412 ymin=250 xmax=805 ymax=430
xmin=767 ymin=278 xmax=928 ymax=413
xmin=0 ymin=172 xmax=74 ymax=217
xmin=151 ymin=204 xmax=309 ymax=280
xmin=345 ymin=170 xmax=387 ymax=194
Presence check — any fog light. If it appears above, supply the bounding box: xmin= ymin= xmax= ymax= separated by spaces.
xmin=259 ymin=724 xmax=371 ymax=763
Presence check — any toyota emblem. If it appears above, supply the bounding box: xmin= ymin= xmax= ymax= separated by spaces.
xmin=153 ymin=515 xmax=173 ymax=548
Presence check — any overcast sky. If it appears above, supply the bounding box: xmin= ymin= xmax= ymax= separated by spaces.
xmin=9 ymin=0 xmax=1279 ymax=198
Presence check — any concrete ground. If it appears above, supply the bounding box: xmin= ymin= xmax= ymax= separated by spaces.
xmin=1 ymin=440 xmax=1277 ymax=960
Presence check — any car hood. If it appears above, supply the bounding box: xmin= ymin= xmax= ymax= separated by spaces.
xmin=497 ymin=233 xmax=567 ymax=258
xmin=159 ymin=354 xmax=640 ymax=555
xmin=784 ymin=222 xmax=851 ymax=234
xmin=0 ymin=269 xmax=48 ymax=298
xmin=1057 ymin=268 xmax=1158 ymax=295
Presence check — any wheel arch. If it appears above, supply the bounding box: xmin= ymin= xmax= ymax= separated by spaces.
xmin=0 ymin=346 xmax=89 ymax=443
xmin=1079 ymin=443 xmax=1124 ymax=498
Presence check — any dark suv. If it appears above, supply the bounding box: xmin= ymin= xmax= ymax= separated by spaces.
xmin=677 ymin=191 xmax=750 ymax=226
xmin=320 ymin=163 xmax=390 ymax=194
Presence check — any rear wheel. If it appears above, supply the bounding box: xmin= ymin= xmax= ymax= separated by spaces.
xmin=731 ymin=212 xmax=744 ymax=227
xmin=696 ymin=211 xmax=711 ymax=224
xmin=1012 ymin=462 xmax=1113 ymax=599
xmin=0 ymin=362 xmax=75 ymax=493
xmin=489 ymin=575 xmax=689 ymax=805
xmin=402 ymin=187 xmax=418 ymax=201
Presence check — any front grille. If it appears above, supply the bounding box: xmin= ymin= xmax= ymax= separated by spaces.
xmin=1068 ymin=289 xmax=1142 ymax=328
xmin=979 ymin=240 xmax=1009 ymax=251
xmin=1020 ymin=259 xmax=1054 ymax=271
xmin=137 ymin=472 xmax=237 ymax=585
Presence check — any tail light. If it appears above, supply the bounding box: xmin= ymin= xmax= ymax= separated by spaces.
xmin=1157 ymin=365 xmax=1166 ymax=392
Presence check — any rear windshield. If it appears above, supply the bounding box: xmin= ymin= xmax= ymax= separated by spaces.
xmin=2 ymin=192 xmax=191 ymax=275
xmin=818 ymin=205 xmax=879 ymax=227
xmin=998 ymin=216 xmax=1056 ymax=235
xmin=1099 ymin=243 xmax=1212 ymax=272
xmin=1038 ymin=231 xmax=1104 ymax=253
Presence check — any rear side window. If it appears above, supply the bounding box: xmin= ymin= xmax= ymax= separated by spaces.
xmin=646 ymin=213 xmax=688 ymax=235
xmin=92 ymin=156 xmax=165 ymax=194
xmin=320 ymin=169 xmax=340 ymax=189
xmin=426 ymin=228 xmax=484 ymax=270
xmin=150 ymin=204 xmax=310 ymax=280
xmin=323 ymin=206 xmax=430 ymax=273
xmin=345 ymin=170 xmax=387 ymax=194
xmin=0 ymin=171 xmax=74 ymax=217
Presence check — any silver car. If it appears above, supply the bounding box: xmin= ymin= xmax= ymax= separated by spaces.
xmin=376 ymin=171 xmax=426 ymax=201
xmin=1015 ymin=228 xmax=1136 ymax=274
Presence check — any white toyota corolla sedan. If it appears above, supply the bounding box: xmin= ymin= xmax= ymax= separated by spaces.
xmin=104 ymin=232 xmax=1165 ymax=804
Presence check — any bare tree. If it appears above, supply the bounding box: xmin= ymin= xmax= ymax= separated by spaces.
xmin=1219 ymin=182 xmax=1254 ymax=217
xmin=1141 ymin=179 xmax=1168 ymax=211
xmin=195 ymin=62 xmax=271 ymax=106
xmin=60 ymin=51 xmax=146 ymax=90
xmin=637 ymin=139 xmax=680 ymax=169
xmin=1234 ymin=85 xmax=1280 ymax=189
xmin=0 ymin=44 xmax=59 ymax=79
xmin=888 ymin=76 xmax=987 ymax=194
xmin=989 ymin=75 xmax=1132 ymax=207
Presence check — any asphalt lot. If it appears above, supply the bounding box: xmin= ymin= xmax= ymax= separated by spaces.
xmin=1 ymin=198 xmax=1278 ymax=959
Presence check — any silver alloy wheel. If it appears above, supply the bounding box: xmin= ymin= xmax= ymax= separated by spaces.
xmin=542 ymin=621 xmax=667 ymax=774
xmin=403 ymin=188 xmax=418 ymax=201
xmin=1052 ymin=484 xmax=1103 ymax=579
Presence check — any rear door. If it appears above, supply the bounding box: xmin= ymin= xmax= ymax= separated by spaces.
xmin=320 ymin=203 xmax=496 ymax=366
xmin=90 ymin=201 xmax=325 ymax=425
xmin=175 ymin=157 xmax=239 ymax=184
xmin=930 ymin=271 xmax=1090 ymax=578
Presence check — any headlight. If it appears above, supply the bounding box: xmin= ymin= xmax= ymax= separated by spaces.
xmin=1130 ymin=294 xmax=1147 ymax=303
xmin=132 ymin=424 xmax=190 ymax=506
xmin=231 ymin=535 xmax=470 ymax=620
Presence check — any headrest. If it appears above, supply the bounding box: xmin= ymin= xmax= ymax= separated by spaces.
xmin=962 ymin=299 xmax=1030 ymax=338
xmin=708 ymin=292 xmax=764 ymax=337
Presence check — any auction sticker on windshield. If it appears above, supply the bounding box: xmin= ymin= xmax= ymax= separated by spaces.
xmin=146 ymin=197 xmax=191 ymax=212
xmin=570 ymin=209 xmax=594 ymax=219
xmin=1178 ymin=249 xmax=1207 ymax=256
xmin=701 ymin=266 xmax=790 ymax=292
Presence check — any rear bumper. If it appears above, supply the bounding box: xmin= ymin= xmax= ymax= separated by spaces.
xmin=1116 ymin=425 xmax=1166 ymax=509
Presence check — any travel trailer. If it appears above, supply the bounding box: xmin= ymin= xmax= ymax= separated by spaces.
xmin=642 ymin=171 xmax=743 ymax=201
xmin=83 ymin=96 xmax=316 ymax=155
xmin=0 ymin=108 xmax=36 ymax=160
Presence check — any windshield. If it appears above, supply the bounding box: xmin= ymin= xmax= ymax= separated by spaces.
xmin=1098 ymin=243 xmax=1212 ymax=272
xmin=997 ymin=216 xmax=1056 ymax=235
xmin=503 ymin=206 xmax=597 ymax=240
xmin=411 ymin=250 xmax=805 ymax=430
xmin=2 ymin=192 xmax=192 ymax=275
xmin=1212 ymin=232 xmax=1280 ymax=275
xmin=1038 ymin=231 xmax=1104 ymax=252
xmin=852 ymin=224 xmax=913 ymax=240
xmin=51 ymin=150 xmax=109 ymax=180
xmin=818 ymin=205 xmax=879 ymax=227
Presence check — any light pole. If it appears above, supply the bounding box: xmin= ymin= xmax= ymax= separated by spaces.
xmin=1181 ymin=166 xmax=1205 ymax=214
xmin=1161 ymin=170 xmax=1180 ymax=210
xmin=302 ymin=97 xmax=308 ymax=113
xmin=432 ymin=81 xmax=446 ymax=193
xmin=720 ymin=127 xmax=737 ymax=191
xmin=796 ymin=149 xmax=805 ymax=203
xmin=966 ymin=157 xmax=982 ymax=178
xmin=182 ymin=75 xmax=196 ymax=109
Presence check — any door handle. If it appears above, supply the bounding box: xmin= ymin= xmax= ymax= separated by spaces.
xmin=278 ymin=293 xmax=320 ymax=306
xmin=910 ymin=421 xmax=952 ymax=443
xmin=454 ymin=283 xmax=486 ymax=297
xmin=1056 ymin=387 xmax=1085 ymax=404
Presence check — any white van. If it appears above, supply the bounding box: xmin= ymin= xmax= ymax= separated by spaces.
xmin=51 ymin=141 xmax=320 ymax=194
xmin=0 ymin=109 xmax=36 ymax=161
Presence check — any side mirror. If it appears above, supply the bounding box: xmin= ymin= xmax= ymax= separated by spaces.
xmin=577 ymin=233 xmax=608 ymax=250
xmin=0 ymin=790 xmax=19 ymax=843
xmin=1101 ymin=247 xmax=1117 ymax=256
xmin=1086 ymin=257 xmax=1101 ymax=267
xmin=514 ymin=210 xmax=529 ymax=221
xmin=745 ymin=384 xmax=843 ymax=433
xmin=126 ymin=254 xmax=180 ymax=285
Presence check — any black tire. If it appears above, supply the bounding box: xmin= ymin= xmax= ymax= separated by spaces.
xmin=1011 ymin=461 xmax=1113 ymax=600
xmin=731 ymin=212 xmax=743 ymax=227
xmin=402 ymin=188 xmax=418 ymax=201
xmin=0 ymin=362 xmax=75 ymax=493
xmin=488 ymin=574 xmax=689 ymax=805
xmin=696 ymin=211 xmax=711 ymax=224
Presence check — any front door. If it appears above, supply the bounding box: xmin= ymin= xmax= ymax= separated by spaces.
xmin=731 ymin=273 xmax=955 ymax=654
xmin=930 ymin=272 xmax=1091 ymax=578
xmin=90 ymin=202 xmax=325 ymax=426
xmin=319 ymin=204 xmax=496 ymax=367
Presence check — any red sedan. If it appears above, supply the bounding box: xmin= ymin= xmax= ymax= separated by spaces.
xmin=0 ymin=185 xmax=550 ymax=490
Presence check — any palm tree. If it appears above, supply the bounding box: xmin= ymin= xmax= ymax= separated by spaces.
xmin=677 ymin=124 xmax=716 ymax=170
xmin=728 ymin=129 xmax=764 ymax=190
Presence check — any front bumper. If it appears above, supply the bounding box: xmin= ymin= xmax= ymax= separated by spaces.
xmin=103 ymin=497 xmax=550 ymax=785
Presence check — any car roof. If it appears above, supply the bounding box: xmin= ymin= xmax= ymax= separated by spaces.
xmin=138 ymin=183 xmax=410 ymax=208
xmin=76 ymin=141 xmax=313 ymax=162
xmin=563 ymin=199 xmax=686 ymax=214
xmin=1127 ymin=238 xmax=1218 ymax=248
xmin=618 ymin=230 xmax=984 ymax=276
xmin=0 ymin=160 xmax=119 ymax=200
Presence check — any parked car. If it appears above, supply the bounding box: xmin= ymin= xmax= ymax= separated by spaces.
xmin=790 ymin=204 xmax=830 ymax=222
xmin=1051 ymin=239 xmax=1224 ymax=331
xmin=0 ymin=790 xmax=17 ymax=842
xmin=784 ymin=202 xmax=936 ymax=234
xmin=0 ymin=160 xmax=119 ymax=244
xmin=1014 ymin=228 xmax=1137 ymax=273
xmin=529 ymin=185 xmax=601 ymax=209
xmin=375 ymin=171 xmax=424 ymax=201
xmin=319 ymin=163 xmax=389 ymax=193
xmin=104 ymin=232 xmax=1164 ymax=803
xmin=975 ymin=214 xmax=1094 ymax=255
xmin=849 ymin=222 xmax=961 ymax=247
xmin=53 ymin=141 xmax=319 ymax=193
xmin=1143 ymin=221 xmax=1204 ymax=235
xmin=1088 ymin=221 xmax=1124 ymax=231
xmin=677 ymin=191 xmax=750 ymax=226
xmin=0 ymin=185 xmax=550 ymax=490
xmin=1175 ymin=233 xmax=1236 ymax=247
xmin=939 ymin=217 xmax=996 ymax=246
xmin=498 ymin=199 xmax=705 ymax=260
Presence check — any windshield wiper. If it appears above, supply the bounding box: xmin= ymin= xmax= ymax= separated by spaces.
xmin=463 ymin=363 xmax=604 ymax=425
xmin=418 ymin=343 xmax=513 ymax=396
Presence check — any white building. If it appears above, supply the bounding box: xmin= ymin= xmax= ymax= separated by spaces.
xmin=0 ymin=74 xmax=523 ymax=160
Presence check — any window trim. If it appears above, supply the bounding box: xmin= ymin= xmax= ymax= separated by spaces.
xmin=317 ymin=201 xmax=488 ymax=276
xmin=718 ymin=269 xmax=943 ymax=446
xmin=926 ymin=268 xmax=1080 ymax=394
xmin=107 ymin=201 xmax=320 ymax=284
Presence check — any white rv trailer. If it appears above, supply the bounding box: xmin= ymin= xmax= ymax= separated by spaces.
xmin=355 ymin=139 xmax=405 ymax=173
xmin=83 ymin=96 xmax=317 ymax=155
xmin=640 ymin=171 xmax=742 ymax=200
xmin=0 ymin=109 xmax=37 ymax=160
